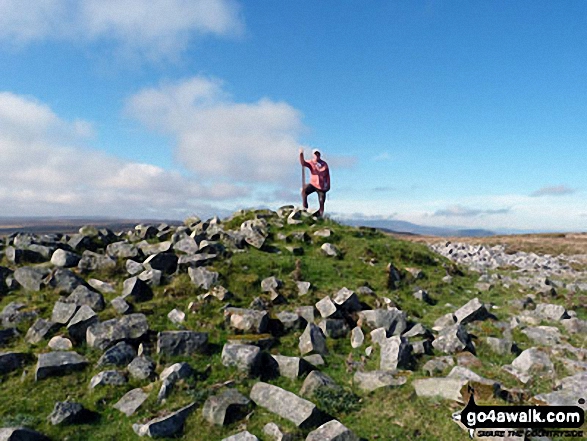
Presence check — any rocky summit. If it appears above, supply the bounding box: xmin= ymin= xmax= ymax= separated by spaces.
xmin=0 ymin=208 xmax=586 ymax=440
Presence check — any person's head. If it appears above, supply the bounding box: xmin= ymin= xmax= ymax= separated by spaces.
xmin=312 ymin=148 xmax=321 ymax=160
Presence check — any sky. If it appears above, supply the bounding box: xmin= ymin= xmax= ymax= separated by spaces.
xmin=0 ymin=1 xmax=586 ymax=232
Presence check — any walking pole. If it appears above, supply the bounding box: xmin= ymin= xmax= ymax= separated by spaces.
xmin=301 ymin=149 xmax=306 ymax=207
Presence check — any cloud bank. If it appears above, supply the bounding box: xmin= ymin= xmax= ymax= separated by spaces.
xmin=433 ymin=205 xmax=511 ymax=217
xmin=0 ymin=91 xmax=247 ymax=217
xmin=0 ymin=0 xmax=243 ymax=60
xmin=530 ymin=185 xmax=576 ymax=197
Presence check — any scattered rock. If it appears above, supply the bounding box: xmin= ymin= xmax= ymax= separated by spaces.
xmin=86 ymin=313 xmax=149 ymax=350
xmin=113 ymin=388 xmax=149 ymax=416
xmin=128 ymin=356 xmax=156 ymax=380
xmin=412 ymin=377 xmax=467 ymax=402
xmin=432 ymin=324 xmax=474 ymax=354
xmin=350 ymin=327 xmax=364 ymax=348
xmin=132 ymin=402 xmax=197 ymax=438
xmin=48 ymin=401 xmax=85 ymax=425
xmin=0 ymin=352 xmax=29 ymax=375
xmin=299 ymin=370 xmax=340 ymax=397
xmin=67 ymin=285 xmax=105 ymax=311
xmin=272 ymin=355 xmax=312 ymax=379
xmin=157 ymin=331 xmax=208 ymax=357
xmin=353 ymin=370 xmax=407 ymax=392
xmin=35 ymin=351 xmax=88 ymax=381
xmin=380 ymin=336 xmax=413 ymax=370
xmin=299 ymin=323 xmax=328 ymax=356
xmin=25 ymin=319 xmax=58 ymax=344
xmin=221 ymin=343 xmax=261 ymax=375
xmin=90 ymin=370 xmax=127 ymax=388
xmin=202 ymin=389 xmax=252 ymax=426
xmin=320 ymin=243 xmax=339 ymax=257
xmin=97 ymin=341 xmax=136 ymax=367
xmin=306 ymin=419 xmax=358 ymax=441
xmin=225 ymin=308 xmax=269 ymax=334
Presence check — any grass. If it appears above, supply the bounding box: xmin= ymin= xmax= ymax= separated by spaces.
xmin=0 ymin=210 xmax=586 ymax=440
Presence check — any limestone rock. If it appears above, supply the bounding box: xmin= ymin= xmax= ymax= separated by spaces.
xmin=0 ymin=352 xmax=29 ymax=375
xmin=142 ymin=253 xmax=178 ymax=275
xmin=222 ymin=432 xmax=259 ymax=441
xmin=316 ymin=296 xmax=338 ymax=318
xmin=454 ymin=298 xmax=491 ymax=325
xmin=357 ymin=309 xmax=407 ymax=335
xmin=432 ymin=324 xmax=474 ymax=354
xmin=250 ymin=382 xmax=323 ymax=428
xmin=380 ymin=336 xmax=413 ymax=370
xmin=225 ymin=308 xmax=269 ymax=334
xmin=132 ymin=402 xmax=197 ymax=438
xmin=66 ymin=285 xmax=105 ymax=311
xmin=320 ymin=243 xmax=339 ymax=257
xmin=353 ymin=370 xmax=407 ymax=392
xmin=157 ymin=331 xmax=208 ymax=357
xmin=202 ymin=388 xmax=252 ymax=426
xmin=67 ymin=305 xmax=98 ymax=342
xmin=521 ymin=326 xmax=561 ymax=346
xmin=534 ymin=303 xmax=569 ymax=321
xmin=86 ymin=313 xmax=149 ymax=350
xmin=90 ymin=370 xmax=127 ymax=388
xmin=35 ymin=351 xmax=88 ymax=381
xmin=25 ymin=319 xmax=58 ymax=344
xmin=97 ymin=341 xmax=136 ymax=367
xmin=50 ymin=249 xmax=81 ymax=268
xmin=272 ymin=355 xmax=312 ymax=379
xmin=121 ymin=277 xmax=152 ymax=302
xmin=221 ymin=343 xmax=261 ymax=375
xmin=128 ymin=356 xmax=156 ymax=380
xmin=48 ymin=336 xmax=73 ymax=351
xmin=299 ymin=370 xmax=340 ymax=397
xmin=333 ymin=287 xmax=361 ymax=312
xmin=306 ymin=420 xmax=358 ymax=441
xmin=51 ymin=301 xmax=77 ymax=325
xmin=299 ymin=323 xmax=328 ymax=356
xmin=188 ymin=267 xmax=219 ymax=290
xmin=350 ymin=327 xmax=364 ymax=349
xmin=113 ymin=388 xmax=149 ymax=416
xmin=48 ymin=401 xmax=85 ymax=425
xmin=13 ymin=266 xmax=50 ymax=292
xmin=412 ymin=377 xmax=467 ymax=401
xmin=167 ymin=308 xmax=185 ymax=325
xmin=0 ymin=427 xmax=50 ymax=441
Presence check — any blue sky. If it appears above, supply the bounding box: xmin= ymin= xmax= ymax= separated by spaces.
xmin=0 ymin=1 xmax=586 ymax=231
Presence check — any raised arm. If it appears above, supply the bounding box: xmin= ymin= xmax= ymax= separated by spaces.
xmin=299 ymin=148 xmax=310 ymax=167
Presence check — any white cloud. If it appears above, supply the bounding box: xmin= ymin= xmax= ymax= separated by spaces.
xmin=530 ymin=185 xmax=576 ymax=197
xmin=0 ymin=91 xmax=247 ymax=217
xmin=433 ymin=205 xmax=511 ymax=217
xmin=126 ymin=76 xmax=309 ymax=185
xmin=0 ymin=0 xmax=243 ymax=60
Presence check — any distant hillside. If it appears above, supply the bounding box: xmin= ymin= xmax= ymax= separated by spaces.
xmin=339 ymin=218 xmax=496 ymax=237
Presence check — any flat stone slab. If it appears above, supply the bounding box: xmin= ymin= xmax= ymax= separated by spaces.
xmin=412 ymin=377 xmax=467 ymax=402
xmin=35 ymin=351 xmax=88 ymax=381
xmin=113 ymin=388 xmax=149 ymax=416
xmin=354 ymin=370 xmax=408 ymax=392
xmin=250 ymin=382 xmax=323 ymax=428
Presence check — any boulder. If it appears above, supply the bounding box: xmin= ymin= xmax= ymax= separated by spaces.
xmin=503 ymin=348 xmax=554 ymax=384
xmin=66 ymin=285 xmax=105 ymax=311
xmin=35 ymin=351 xmax=88 ymax=381
xmin=276 ymin=311 xmax=303 ymax=332
xmin=128 ymin=356 xmax=156 ymax=380
xmin=432 ymin=324 xmax=474 ymax=354
xmin=412 ymin=377 xmax=467 ymax=401
xmin=0 ymin=352 xmax=29 ymax=375
xmin=0 ymin=329 xmax=19 ymax=347
xmin=25 ymin=319 xmax=58 ymax=344
xmin=77 ymin=250 xmax=116 ymax=272
xmin=454 ymin=298 xmax=491 ymax=325
xmin=113 ymin=388 xmax=149 ymax=416
xmin=111 ymin=297 xmax=131 ymax=315
xmin=142 ymin=253 xmax=178 ymax=275
xmin=188 ymin=267 xmax=219 ymax=290
xmin=13 ymin=266 xmax=50 ymax=292
xmin=261 ymin=276 xmax=282 ymax=293
xmin=126 ymin=259 xmax=144 ymax=276
xmin=299 ymin=370 xmax=340 ymax=397
xmin=87 ymin=278 xmax=115 ymax=294
xmin=357 ymin=309 xmax=407 ymax=335
xmin=225 ymin=308 xmax=269 ymax=334
xmin=299 ymin=323 xmax=328 ymax=356
xmin=221 ymin=344 xmax=261 ymax=375
xmin=272 ymin=355 xmax=312 ymax=379
xmin=250 ymin=382 xmax=324 ymax=428
xmin=173 ymin=237 xmax=199 ymax=254
xmin=316 ymin=297 xmax=338 ymax=318
xmin=86 ymin=313 xmax=149 ymax=350
xmin=202 ymin=389 xmax=252 ymax=426
xmin=353 ymin=370 xmax=407 ymax=392
xmin=121 ymin=277 xmax=152 ymax=302
xmin=138 ymin=269 xmax=162 ymax=287
xmin=432 ymin=313 xmax=457 ymax=331
xmin=106 ymin=241 xmax=139 ymax=259
xmin=67 ymin=305 xmax=98 ymax=342
xmin=90 ymin=370 xmax=127 ymax=388
xmin=222 ymin=432 xmax=259 ymax=441
xmin=485 ymin=337 xmax=513 ymax=355
xmin=318 ymin=319 xmax=349 ymax=339
xmin=48 ymin=336 xmax=73 ymax=351
xmin=0 ymin=428 xmax=50 ymax=441
xmin=51 ymin=301 xmax=78 ymax=325
xmin=333 ymin=287 xmax=361 ymax=312
xmin=50 ymin=249 xmax=81 ymax=268
xmin=132 ymin=402 xmax=197 ymax=438
xmin=521 ymin=326 xmax=561 ymax=346
xmin=422 ymin=356 xmax=455 ymax=376
xmin=306 ymin=420 xmax=358 ymax=441
xmin=386 ymin=263 xmax=401 ymax=289
xmin=48 ymin=401 xmax=85 ymax=425
xmin=97 ymin=341 xmax=136 ymax=367
xmin=534 ymin=303 xmax=569 ymax=321
xmin=380 ymin=336 xmax=413 ymax=370
xmin=296 ymin=281 xmax=311 ymax=296
xmin=263 ymin=423 xmax=295 ymax=441
xmin=320 ymin=243 xmax=339 ymax=257
xmin=157 ymin=331 xmax=208 ymax=357
xmin=350 ymin=327 xmax=364 ymax=348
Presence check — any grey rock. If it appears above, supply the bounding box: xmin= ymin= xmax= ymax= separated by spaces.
xmin=157 ymin=331 xmax=208 ymax=356
xmin=188 ymin=267 xmax=219 ymax=290
xmin=13 ymin=266 xmax=50 ymax=291
xmin=357 ymin=308 xmax=407 ymax=335
xmin=522 ymin=326 xmax=561 ymax=346
xmin=432 ymin=324 xmax=474 ymax=354
xmin=48 ymin=336 xmax=73 ymax=351
xmin=432 ymin=313 xmax=457 ymax=331
xmin=410 ymin=339 xmax=433 ymax=355
xmin=77 ymin=250 xmax=116 ymax=272
xmin=263 ymin=422 xmax=295 ymax=441
xmin=0 ymin=329 xmax=19 ymax=347
xmin=167 ymin=308 xmax=185 ymax=325
xmin=25 ymin=319 xmax=58 ymax=344
xmin=138 ymin=240 xmax=172 ymax=256
xmin=126 ymin=259 xmax=144 ymax=276
xmin=272 ymin=355 xmax=312 ymax=379
xmin=160 ymin=362 xmax=193 ymax=383
xmin=50 ymin=249 xmax=81 ymax=268
xmin=202 ymin=388 xmax=252 ymax=426
xmin=561 ymin=317 xmax=587 ymax=334
xmin=276 ymin=311 xmax=303 ymax=332
xmin=6 ymin=246 xmax=43 ymax=264
xmin=48 ymin=401 xmax=84 ymax=425
xmin=353 ymin=370 xmax=407 ymax=392
xmin=46 ymin=269 xmax=86 ymax=294
xmin=0 ymin=427 xmax=50 ymax=441
xmin=486 ymin=337 xmax=513 ymax=355
xmin=313 ymin=228 xmax=332 ymax=238
xmin=177 ymin=253 xmax=217 ymax=269
xmin=121 ymin=276 xmax=152 ymax=302
xmin=221 ymin=343 xmax=261 ymax=375
xmin=106 ymin=241 xmax=139 ymax=259
xmin=1 ymin=302 xmax=36 ymax=329
xmin=250 ymin=382 xmax=323 ymax=428
xmin=173 ymin=237 xmax=199 ymax=254
xmin=128 ymin=356 xmax=156 ymax=380
xmin=86 ymin=313 xmax=149 ymax=350
xmin=454 ymin=297 xmax=491 ymax=325
xmin=97 ymin=341 xmax=136 ymax=367
xmin=261 ymin=276 xmax=282 ymax=292
xmin=66 ymin=285 xmax=105 ymax=311
xmin=503 ymin=348 xmax=554 ymax=384
xmin=90 ymin=370 xmax=127 ymax=388
xmin=333 ymin=287 xmax=361 ymax=312
xmin=222 ymin=431 xmax=259 ymax=441
xmin=534 ymin=303 xmax=569 ymax=321
xmin=113 ymin=388 xmax=149 ymax=416
xmin=386 ymin=263 xmax=401 ymax=289
xmin=296 ymin=281 xmax=311 ymax=296
xmin=240 ymin=219 xmax=267 ymax=249
xmin=299 ymin=370 xmax=339 ymax=397
xmin=87 ymin=278 xmax=115 ymax=294
xmin=132 ymin=402 xmax=196 ymax=438
xmin=138 ymin=269 xmax=162 ymax=287
xmin=316 ymin=297 xmax=338 ymax=318
xmin=412 ymin=377 xmax=467 ymax=401
xmin=306 ymin=420 xmax=358 ymax=441
xmin=299 ymin=323 xmax=328 ymax=356
xmin=422 ymin=356 xmax=455 ymax=376
xmin=350 ymin=327 xmax=364 ymax=348
xmin=380 ymin=336 xmax=413 ymax=370
xmin=225 ymin=308 xmax=269 ymax=334
xmin=35 ymin=351 xmax=88 ymax=381
xmin=143 ymin=253 xmax=178 ymax=275
xmin=111 ymin=297 xmax=131 ymax=314
xmin=318 ymin=319 xmax=349 ymax=339
xmin=369 ymin=328 xmax=388 ymax=346
xmin=67 ymin=305 xmax=98 ymax=342
xmin=295 ymin=306 xmax=315 ymax=324
xmin=320 ymin=243 xmax=339 ymax=257
xmin=413 ymin=289 xmax=432 ymax=304
xmin=303 ymin=354 xmax=325 ymax=367
xmin=402 ymin=323 xmax=432 ymax=339
xmin=0 ymin=352 xmax=29 ymax=375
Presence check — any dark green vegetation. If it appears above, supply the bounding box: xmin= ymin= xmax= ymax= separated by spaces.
xmin=0 ymin=209 xmax=584 ymax=441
